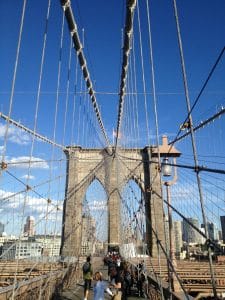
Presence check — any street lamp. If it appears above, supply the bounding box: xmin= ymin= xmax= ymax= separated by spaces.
xmin=151 ymin=135 xmax=181 ymax=293
xmin=162 ymin=156 xmax=179 ymax=293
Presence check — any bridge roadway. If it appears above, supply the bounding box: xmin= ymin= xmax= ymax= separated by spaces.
xmin=59 ymin=257 xmax=142 ymax=300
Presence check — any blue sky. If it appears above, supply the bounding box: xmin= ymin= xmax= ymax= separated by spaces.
xmin=0 ymin=1 xmax=225 ymax=238
xmin=1 ymin=1 xmax=225 ymax=140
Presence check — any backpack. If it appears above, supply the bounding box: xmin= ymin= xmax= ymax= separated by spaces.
xmin=83 ymin=262 xmax=90 ymax=273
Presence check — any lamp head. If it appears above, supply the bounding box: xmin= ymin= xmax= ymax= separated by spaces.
xmin=162 ymin=157 xmax=172 ymax=177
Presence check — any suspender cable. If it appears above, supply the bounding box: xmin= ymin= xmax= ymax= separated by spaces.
xmin=12 ymin=1 xmax=48 ymax=298
xmin=173 ymin=0 xmax=218 ymax=297
xmin=145 ymin=0 xmax=171 ymax=294
xmin=136 ymin=2 xmax=151 ymax=146
xmin=114 ymin=0 xmax=137 ymax=151
xmin=2 ymin=0 xmax=27 ymax=163
xmin=70 ymin=56 xmax=78 ymax=145
xmin=60 ymin=0 xmax=110 ymax=148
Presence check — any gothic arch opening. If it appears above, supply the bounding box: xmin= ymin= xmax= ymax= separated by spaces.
xmin=120 ymin=179 xmax=147 ymax=258
xmin=81 ymin=179 xmax=108 ymax=256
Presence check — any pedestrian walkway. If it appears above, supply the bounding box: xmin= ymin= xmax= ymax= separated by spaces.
xmin=59 ymin=282 xmax=111 ymax=300
xmin=59 ymin=257 xmax=145 ymax=299
xmin=60 ymin=283 xmax=144 ymax=300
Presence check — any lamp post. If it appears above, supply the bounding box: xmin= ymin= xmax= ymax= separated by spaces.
xmin=162 ymin=156 xmax=180 ymax=293
xmin=151 ymin=135 xmax=181 ymax=293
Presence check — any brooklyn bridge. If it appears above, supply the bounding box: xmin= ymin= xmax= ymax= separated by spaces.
xmin=0 ymin=0 xmax=225 ymax=299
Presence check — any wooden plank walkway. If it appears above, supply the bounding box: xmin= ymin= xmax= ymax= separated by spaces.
xmin=60 ymin=283 xmax=143 ymax=300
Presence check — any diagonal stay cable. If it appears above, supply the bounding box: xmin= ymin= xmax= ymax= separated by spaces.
xmin=173 ymin=1 xmax=218 ymax=296
xmin=116 ymin=153 xmax=222 ymax=253
xmin=114 ymin=0 xmax=137 ymax=150
xmin=0 ymin=173 xmax=66 ymax=207
xmin=5 ymin=170 xmax=60 ymax=210
xmin=169 ymin=105 xmax=225 ymax=144
xmin=114 ymin=158 xmax=187 ymax=297
xmin=116 ymin=151 xmax=225 ymax=175
xmin=60 ymin=0 xmax=110 ymax=148
xmin=0 ymin=112 xmax=67 ymax=152
xmin=168 ymin=45 xmax=225 ymax=153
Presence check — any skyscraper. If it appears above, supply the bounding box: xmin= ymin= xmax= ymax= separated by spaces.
xmin=220 ymin=216 xmax=225 ymax=243
xmin=218 ymin=230 xmax=223 ymax=241
xmin=173 ymin=220 xmax=183 ymax=257
xmin=24 ymin=216 xmax=35 ymax=236
xmin=0 ymin=222 xmax=5 ymax=236
xmin=183 ymin=218 xmax=200 ymax=244
xmin=206 ymin=222 xmax=218 ymax=241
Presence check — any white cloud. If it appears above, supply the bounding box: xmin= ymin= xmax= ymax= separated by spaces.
xmin=0 ymin=189 xmax=63 ymax=222
xmin=7 ymin=156 xmax=49 ymax=169
xmin=0 ymin=123 xmax=30 ymax=145
xmin=21 ymin=174 xmax=35 ymax=180
xmin=0 ymin=189 xmax=14 ymax=201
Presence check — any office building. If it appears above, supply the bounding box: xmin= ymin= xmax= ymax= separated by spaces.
xmin=206 ymin=222 xmax=218 ymax=241
xmin=220 ymin=216 xmax=225 ymax=243
xmin=183 ymin=218 xmax=201 ymax=244
xmin=2 ymin=239 xmax=42 ymax=260
xmin=0 ymin=222 xmax=4 ymax=236
xmin=24 ymin=216 xmax=35 ymax=236
xmin=174 ymin=220 xmax=183 ymax=257
xmin=34 ymin=235 xmax=61 ymax=257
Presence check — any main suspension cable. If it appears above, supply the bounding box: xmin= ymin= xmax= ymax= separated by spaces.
xmin=60 ymin=0 xmax=110 ymax=148
xmin=115 ymin=0 xmax=137 ymax=150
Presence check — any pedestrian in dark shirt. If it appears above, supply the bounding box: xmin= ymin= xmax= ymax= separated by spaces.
xmin=109 ymin=266 xmax=122 ymax=300
xmin=82 ymin=256 xmax=93 ymax=300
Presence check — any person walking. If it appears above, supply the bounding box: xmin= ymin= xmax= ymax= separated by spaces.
xmin=93 ymin=271 xmax=114 ymax=300
xmin=109 ymin=266 xmax=123 ymax=300
xmin=83 ymin=256 xmax=93 ymax=300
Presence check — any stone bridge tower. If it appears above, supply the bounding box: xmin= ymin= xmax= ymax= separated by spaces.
xmin=60 ymin=136 xmax=180 ymax=257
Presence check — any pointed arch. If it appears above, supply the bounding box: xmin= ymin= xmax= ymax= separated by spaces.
xmin=122 ymin=174 xmax=145 ymax=195
xmin=81 ymin=178 xmax=108 ymax=256
xmin=120 ymin=179 xmax=146 ymax=257
xmin=83 ymin=175 xmax=109 ymax=199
